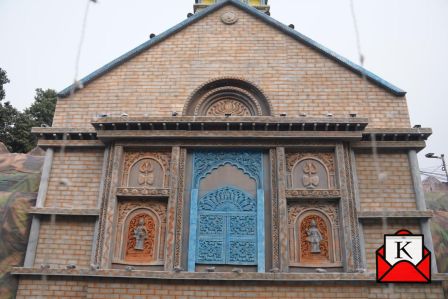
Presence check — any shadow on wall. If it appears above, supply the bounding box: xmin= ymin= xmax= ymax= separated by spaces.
xmin=0 ymin=144 xmax=44 ymax=299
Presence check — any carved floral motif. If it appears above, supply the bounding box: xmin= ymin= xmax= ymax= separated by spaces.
xmin=206 ymin=99 xmax=251 ymax=116
xmin=302 ymin=161 xmax=320 ymax=189
xmin=122 ymin=152 xmax=171 ymax=187
xmin=286 ymin=189 xmax=341 ymax=199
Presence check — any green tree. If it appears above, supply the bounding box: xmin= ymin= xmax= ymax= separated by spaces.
xmin=24 ymin=88 xmax=57 ymax=127
xmin=0 ymin=67 xmax=57 ymax=153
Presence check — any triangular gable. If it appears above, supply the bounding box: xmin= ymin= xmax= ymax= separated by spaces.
xmin=59 ymin=0 xmax=405 ymax=98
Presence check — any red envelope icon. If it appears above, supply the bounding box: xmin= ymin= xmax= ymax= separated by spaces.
xmin=376 ymin=230 xmax=431 ymax=283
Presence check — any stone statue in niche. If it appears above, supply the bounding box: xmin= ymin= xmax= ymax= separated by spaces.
xmin=302 ymin=161 xmax=320 ymax=189
xmin=133 ymin=218 xmax=148 ymax=251
xmin=306 ymin=219 xmax=323 ymax=253
xmin=138 ymin=160 xmax=154 ymax=186
xmin=125 ymin=213 xmax=156 ymax=262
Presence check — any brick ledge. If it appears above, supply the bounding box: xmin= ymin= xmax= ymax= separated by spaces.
xmin=11 ymin=268 xmax=448 ymax=282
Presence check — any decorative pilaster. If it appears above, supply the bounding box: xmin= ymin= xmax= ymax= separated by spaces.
xmin=90 ymin=147 xmax=110 ymax=265
xmin=99 ymin=145 xmax=123 ymax=269
xmin=349 ymin=149 xmax=367 ymax=271
xmin=276 ymin=147 xmax=289 ymax=272
xmin=24 ymin=148 xmax=54 ymax=268
xmin=335 ymin=143 xmax=362 ymax=272
xmin=164 ymin=146 xmax=180 ymax=271
xmin=174 ymin=148 xmax=187 ymax=269
xmin=409 ymin=150 xmax=438 ymax=273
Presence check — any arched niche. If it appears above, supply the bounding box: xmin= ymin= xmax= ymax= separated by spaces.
xmin=288 ymin=208 xmax=341 ymax=267
xmin=291 ymin=158 xmax=330 ymax=189
xmin=128 ymin=158 xmax=165 ymax=188
xmin=114 ymin=204 xmax=166 ymax=266
xmin=183 ymin=78 xmax=273 ymax=116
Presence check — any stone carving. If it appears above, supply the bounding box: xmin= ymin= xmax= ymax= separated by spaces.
xmin=300 ymin=215 xmax=328 ymax=261
xmin=269 ymin=149 xmax=280 ymax=269
xmin=174 ymin=149 xmax=187 ymax=268
xmin=221 ymin=11 xmax=239 ymax=25
xmin=306 ymin=219 xmax=323 ymax=253
xmin=196 ymin=186 xmax=257 ymax=265
xmin=288 ymin=201 xmax=341 ymax=266
xmin=122 ymin=152 xmax=171 ymax=188
xmin=138 ymin=160 xmax=154 ymax=186
xmin=285 ymin=189 xmax=341 ymax=199
xmin=206 ymin=99 xmax=251 ymax=116
xmin=193 ymin=86 xmax=262 ymax=116
xmin=125 ymin=213 xmax=156 ymax=262
xmin=286 ymin=152 xmax=335 ymax=173
xmin=115 ymin=200 xmax=167 ymax=264
xmin=302 ymin=161 xmax=319 ymax=189
xmin=117 ymin=188 xmax=170 ymax=197
xmin=286 ymin=152 xmax=335 ymax=189
xmin=193 ymin=150 xmax=262 ymax=187
xmin=133 ymin=218 xmax=148 ymax=250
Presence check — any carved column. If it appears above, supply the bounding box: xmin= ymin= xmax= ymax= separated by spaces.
xmin=24 ymin=148 xmax=53 ymax=267
xmin=98 ymin=144 xmax=123 ymax=269
xmin=90 ymin=146 xmax=110 ymax=265
xmin=409 ymin=150 xmax=438 ymax=273
xmin=164 ymin=146 xmax=180 ymax=271
xmin=349 ymin=149 xmax=367 ymax=270
xmin=335 ymin=143 xmax=362 ymax=272
xmin=173 ymin=148 xmax=187 ymax=270
xmin=276 ymin=147 xmax=289 ymax=272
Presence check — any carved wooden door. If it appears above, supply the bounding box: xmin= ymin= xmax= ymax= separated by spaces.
xmin=187 ymin=150 xmax=265 ymax=272
xmin=196 ymin=187 xmax=257 ymax=265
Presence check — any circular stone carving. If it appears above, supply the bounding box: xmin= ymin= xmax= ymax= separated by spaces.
xmin=221 ymin=11 xmax=238 ymax=25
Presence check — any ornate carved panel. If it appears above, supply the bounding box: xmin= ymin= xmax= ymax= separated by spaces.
xmin=114 ymin=199 xmax=167 ymax=265
xmin=286 ymin=152 xmax=336 ymax=189
xmin=205 ymin=99 xmax=252 ymax=116
xmin=196 ymin=187 xmax=257 ymax=265
xmin=288 ymin=201 xmax=341 ymax=267
xmin=122 ymin=152 xmax=171 ymax=188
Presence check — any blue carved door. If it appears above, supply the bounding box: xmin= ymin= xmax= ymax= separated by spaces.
xmin=196 ymin=187 xmax=257 ymax=265
xmin=188 ymin=150 xmax=265 ymax=272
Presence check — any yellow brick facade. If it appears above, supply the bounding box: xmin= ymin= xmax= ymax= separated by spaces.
xmin=52 ymin=5 xmax=410 ymax=129
xmin=45 ymin=149 xmax=104 ymax=209
xmin=355 ymin=151 xmax=417 ymax=211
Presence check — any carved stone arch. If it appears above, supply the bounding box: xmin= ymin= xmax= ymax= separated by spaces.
xmin=183 ymin=77 xmax=274 ymax=116
xmin=119 ymin=207 xmax=165 ymax=265
xmin=291 ymin=157 xmax=331 ymax=189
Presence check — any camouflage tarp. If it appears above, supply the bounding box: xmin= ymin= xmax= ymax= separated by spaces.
xmin=0 ymin=152 xmax=44 ymax=299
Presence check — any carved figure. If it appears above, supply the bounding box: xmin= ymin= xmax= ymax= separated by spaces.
xmin=133 ymin=218 xmax=148 ymax=250
xmin=138 ymin=160 xmax=154 ymax=186
xmin=306 ymin=219 xmax=323 ymax=253
xmin=302 ymin=161 xmax=320 ymax=189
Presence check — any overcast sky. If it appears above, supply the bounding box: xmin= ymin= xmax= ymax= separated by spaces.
xmin=0 ymin=0 xmax=447 ymax=175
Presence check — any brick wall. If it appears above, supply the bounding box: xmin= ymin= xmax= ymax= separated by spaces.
xmin=355 ymin=151 xmax=417 ymax=212
xmin=45 ymin=149 xmax=104 ymax=209
xmin=362 ymin=219 xmax=421 ymax=271
xmin=52 ymin=5 xmax=410 ymax=129
xmin=34 ymin=217 xmax=96 ymax=268
xmin=16 ymin=277 xmax=444 ymax=299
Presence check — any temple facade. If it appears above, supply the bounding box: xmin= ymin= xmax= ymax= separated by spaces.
xmin=15 ymin=0 xmax=445 ymax=297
